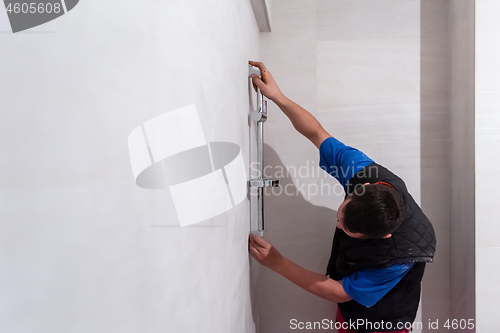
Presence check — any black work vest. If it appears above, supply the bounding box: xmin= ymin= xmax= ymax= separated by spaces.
xmin=326 ymin=163 xmax=436 ymax=333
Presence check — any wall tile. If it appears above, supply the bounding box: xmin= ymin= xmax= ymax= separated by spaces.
xmin=317 ymin=0 xmax=420 ymax=41
xmin=420 ymin=168 xmax=451 ymax=234
xmin=421 ymin=0 xmax=449 ymax=39
xmin=476 ymin=0 xmax=500 ymax=92
xmin=317 ymin=39 xmax=420 ymax=107
xmin=421 ymin=104 xmax=451 ymax=169
xmin=316 ymin=103 xmax=420 ymax=171
xmin=476 ymin=225 xmax=500 ymax=247
xmin=476 ymin=169 xmax=500 ymax=227
xmin=476 ymin=90 xmax=500 ymax=168
xmin=421 ymin=37 xmax=450 ymax=105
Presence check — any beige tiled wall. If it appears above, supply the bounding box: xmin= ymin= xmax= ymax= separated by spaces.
xmin=448 ymin=1 xmax=476 ymax=332
xmin=421 ymin=0 xmax=452 ymax=330
xmin=257 ymin=1 xmax=453 ymax=332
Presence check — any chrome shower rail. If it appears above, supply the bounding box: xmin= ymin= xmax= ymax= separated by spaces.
xmin=248 ymin=65 xmax=280 ymax=235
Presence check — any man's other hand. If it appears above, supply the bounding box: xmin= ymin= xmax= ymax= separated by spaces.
xmin=248 ymin=233 xmax=284 ymax=271
xmin=249 ymin=60 xmax=285 ymax=103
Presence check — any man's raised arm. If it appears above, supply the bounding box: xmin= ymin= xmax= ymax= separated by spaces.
xmin=249 ymin=60 xmax=331 ymax=149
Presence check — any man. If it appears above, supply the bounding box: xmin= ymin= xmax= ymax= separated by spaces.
xmin=247 ymin=60 xmax=436 ymax=333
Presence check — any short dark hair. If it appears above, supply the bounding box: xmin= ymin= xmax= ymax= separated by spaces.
xmin=343 ymin=184 xmax=405 ymax=239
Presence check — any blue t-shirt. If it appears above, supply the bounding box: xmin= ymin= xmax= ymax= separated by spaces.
xmin=342 ymin=262 xmax=416 ymax=307
xmin=319 ymin=136 xmax=413 ymax=307
xmin=319 ymin=136 xmax=374 ymax=190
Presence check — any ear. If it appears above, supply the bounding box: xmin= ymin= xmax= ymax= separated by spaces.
xmin=382 ymin=233 xmax=392 ymax=239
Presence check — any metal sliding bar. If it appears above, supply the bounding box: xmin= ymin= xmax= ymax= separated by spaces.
xmin=248 ymin=65 xmax=280 ymax=235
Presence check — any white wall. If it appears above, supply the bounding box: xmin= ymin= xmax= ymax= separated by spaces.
xmin=0 ymin=1 xmax=260 ymax=332
xmin=476 ymin=0 xmax=500 ymax=331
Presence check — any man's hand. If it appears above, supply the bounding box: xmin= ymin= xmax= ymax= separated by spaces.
xmin=248 ymin=233 xmax=352 ymax=303
xmin=249 ymin=60 xmax=285 ymax=103
xmin=248 ymin=233 xmax=284 ymax=271
xmin=249 ymin=60 xmax=330 ymax=149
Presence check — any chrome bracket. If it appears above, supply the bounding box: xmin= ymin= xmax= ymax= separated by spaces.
xmin=248 ymin=179 xmax=280 ymax=188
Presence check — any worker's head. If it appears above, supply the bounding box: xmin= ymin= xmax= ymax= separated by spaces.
xmin=336 ymin=183 xmax=405 ymax=239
